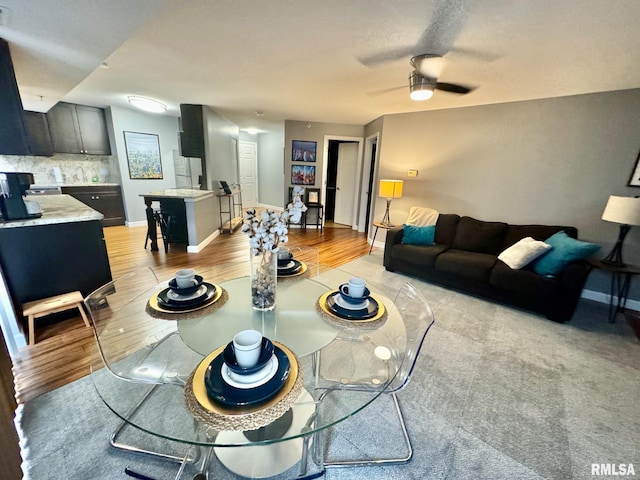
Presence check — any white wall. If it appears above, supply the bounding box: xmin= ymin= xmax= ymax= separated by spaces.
xmin=372 ymin=88 xmax=640 ymax=297
xmin=107 ymin=106 xmax=181 ymax=224
xmin=257 ymin=127 xmax=285 ymax=208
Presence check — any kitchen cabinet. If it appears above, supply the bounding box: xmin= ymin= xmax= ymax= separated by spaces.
xmin=47 ymin=102 xmax=112 ymax=155
xmin=23 ymin=111 xmax=54 ymax=156
xmin=61 ymin=185 xmax=125 ymax=226
xmin=0 ymin=38 xmax=29 ymax=155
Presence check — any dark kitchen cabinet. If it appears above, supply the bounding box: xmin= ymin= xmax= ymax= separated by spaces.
xmin=0 ymin=38 xmax=29 ymax=155
xmin=47 ymin=102 xmax=112 ymax=155
xmin=23 ymin=111 xmax=54 ymax=156
xmin=62 ymin=185 xmax=125 ymax=226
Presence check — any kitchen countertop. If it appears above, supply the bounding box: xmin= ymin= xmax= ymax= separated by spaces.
xmin=31 ymin=183 xmax=120 ymax=188
xmin=140 ymin=188 xmax=215 ymax=201
xmin=0 ymin=194 xmax=103 ymax=228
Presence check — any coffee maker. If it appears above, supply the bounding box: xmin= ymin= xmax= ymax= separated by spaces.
xmin=0 ymin=172 xmax=41 ymax=220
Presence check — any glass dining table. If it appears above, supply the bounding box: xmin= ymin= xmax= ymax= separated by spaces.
xmin=88 ymin=261 xmax=408 ymax=479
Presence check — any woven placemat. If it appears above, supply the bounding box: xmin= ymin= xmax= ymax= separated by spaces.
xmin=184 ymin=350 xmax=303 ymax=431
xmin=277 ymin=261 xmax=309 ymax=282
xmin=146 ymin=287 xmax=229 ymax=320
xmin=315 ymin=293 xmax=388 ymax=330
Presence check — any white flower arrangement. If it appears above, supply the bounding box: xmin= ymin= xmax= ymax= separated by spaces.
xmin=242 ymin=186 xmax=307 ymax=253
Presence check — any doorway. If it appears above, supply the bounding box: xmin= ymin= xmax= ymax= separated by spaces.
xmin=324 ymin=139 xmax=361 ymax=228
xmin=239 ymin=141 xmax=258 ymax=207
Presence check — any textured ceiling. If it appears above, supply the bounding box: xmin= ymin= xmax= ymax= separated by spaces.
xmin=2 ymin=0 xmax=640 ymax=134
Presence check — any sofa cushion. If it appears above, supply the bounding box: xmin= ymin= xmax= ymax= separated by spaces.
xmin=434 ymin=214 xmax=461 ymax=246
xmin=435 ymin=249 xmax=497 ymax=282
xmin=392 ymin=243 xmax=448 ymax=269
xmin=452 ymin=217 xmax=508 ymax=255
xmin=503 ymin=224 xmax=578 ymax=250
xmin=497 ymin=237 xmax=552 ymax=269
xmin=532 ymin=231 xmax=600 ymax=276
xmin=406 ymin=206 xmax=439 ymax=226
xmin=490 ymin=261 xmax=561 ymax=300
xmin=402 ymin=224 xmax=436 ymax=245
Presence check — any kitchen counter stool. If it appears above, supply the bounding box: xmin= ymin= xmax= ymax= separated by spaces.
xmin=22 ymin=291 xmax=90 ymax=345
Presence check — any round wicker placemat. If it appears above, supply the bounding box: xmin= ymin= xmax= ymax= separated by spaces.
xmin=146 ymin=285 xmax=228 ymax=320
xmin=277 ymin=261 xmax=308 ymax=282
xmin=316 ymin=291 xmax=388 ymax=329
xmin=184 ymin=342 xmax=303 ymax=431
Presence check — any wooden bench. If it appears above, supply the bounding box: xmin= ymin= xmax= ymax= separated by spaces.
xmin=21 ymin=291 xmax=90 ymax=345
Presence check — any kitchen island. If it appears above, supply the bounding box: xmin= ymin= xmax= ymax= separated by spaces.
xmin=141 ymin=188 xmax=218 ymax=253
xmin=0 ymin=194 xmax=112 ymax=354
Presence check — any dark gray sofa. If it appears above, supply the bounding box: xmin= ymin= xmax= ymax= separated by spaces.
xmin=383 ymin=214 xmax=592 ymax=322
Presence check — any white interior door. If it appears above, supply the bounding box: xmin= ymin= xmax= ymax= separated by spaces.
xmin=239 ymin=141 xmax=258 ymax=207
xmin=334 ymin=142 xmax=358 ymax=225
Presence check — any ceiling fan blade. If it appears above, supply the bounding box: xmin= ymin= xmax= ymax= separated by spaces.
xmin=415 ymin=0 xmax=472 ymax=55
xmin=435 ymin=82 xmax=475 ymax=94
xmin=366 ymin=85 xmax=408 ymax=97
xmin=358 ymin=46 xmax=416 ymax=68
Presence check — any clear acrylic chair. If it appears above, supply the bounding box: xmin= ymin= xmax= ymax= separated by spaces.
xmin=84 ymin=267 xmax=202 ymax=467
xmin=317 ymin=282 xmax=435 ymax=468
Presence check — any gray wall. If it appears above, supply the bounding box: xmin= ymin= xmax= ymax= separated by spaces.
xmin=372 ymin=88 xmax=640 ymax=298
xmin=203 ymin=107 xmax=240 ymax=231
xmin=284 ymin=120 xmax=365 ymax=206
xmin=107 ymin=106 xmax=181 ymax=224
xmin=257 ymin=127 xmax=285 ymax=208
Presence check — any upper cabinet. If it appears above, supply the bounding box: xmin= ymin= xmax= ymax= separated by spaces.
xmin=47 ymin=102 xmax=112 ymax=155
xmin=0 ymin=38 xmax=30 ymax=155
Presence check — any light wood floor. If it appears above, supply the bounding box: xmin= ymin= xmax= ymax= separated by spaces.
xmin=11 ymin=224 xmax=372 ymax=404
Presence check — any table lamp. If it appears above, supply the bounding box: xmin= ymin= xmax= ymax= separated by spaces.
xmin=378 ymin=179 xmax=403 ymax=226
xmin=601 ymin=195 xmax=640 ymax=266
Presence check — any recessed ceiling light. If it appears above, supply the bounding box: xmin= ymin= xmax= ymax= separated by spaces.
xmin=245 ymin=128 xmax=259 ymax=135
xmin=127 ymin=96 xmax=167 ymax=113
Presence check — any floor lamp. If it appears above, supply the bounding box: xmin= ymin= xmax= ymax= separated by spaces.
xmin=601 ymin=195 xmax=640 ymax=266
xmin=378 ymin=179 xmax=403 ymax=227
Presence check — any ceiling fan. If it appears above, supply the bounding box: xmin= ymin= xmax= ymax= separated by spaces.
xmin=360 ymin=0 xmax=490 ymax=100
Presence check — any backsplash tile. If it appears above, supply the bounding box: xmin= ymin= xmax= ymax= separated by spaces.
xmin=0 ymin=153 xmax=120 ymax=185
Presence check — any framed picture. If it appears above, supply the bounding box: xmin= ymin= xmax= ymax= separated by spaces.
xmin=292 ymin=140 xmax=317 ymax=162
xmin=291 ymin=165 xmax=316 ymax=185
xmin=124 ymin=131 xmax=163 ymax=179
xmin=307 ymin=188 xmax=320 ymax=204
xmin=627 ymin=148 xmax=640 ymax=186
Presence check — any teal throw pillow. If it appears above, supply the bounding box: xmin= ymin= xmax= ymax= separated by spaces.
xmin=532 ymin=231 xmax=600 ymax=276
xmin=402 ymin=224 xmax=436 ymax=246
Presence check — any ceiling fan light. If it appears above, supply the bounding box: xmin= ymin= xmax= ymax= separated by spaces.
xmin=409 ymin=70 xmax=435 ymax=101
xmin=128 ymin=96 xmax=167 ymax=113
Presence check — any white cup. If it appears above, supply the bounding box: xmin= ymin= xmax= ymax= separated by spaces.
xmin=277 ymin=247 xmax=291 ymax=260
xmin=340 ymin=277 xmax=366 ymax=298
xmin=233 ymin=329 xmax=263 ymax=367
xmin=175 ymin=268 xmax=196 ymax=288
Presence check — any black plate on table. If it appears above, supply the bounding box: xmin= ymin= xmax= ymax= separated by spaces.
xmin=277 ymin=259 xmax=302 ymax=275
xmin=157 ymin=282 xmax=216 ymax=310
xmin=222 ymin=337 xmax=275 ymax=375
xmin=338 ymin=284 xmax=371 ymax=304
xmin=326 ymin=291 xmax=379 ymax=320
xmin=204 ymin=345 xmax=291 ymax=406
xmin=277 ymin=255 xmax=293 ymax=267
xmin=168 ymin=275 xmax=204 ymax=294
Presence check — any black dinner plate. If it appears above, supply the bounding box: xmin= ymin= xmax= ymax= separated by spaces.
xmin=222 ymin=337 xmax=275 ymax=375
xmin=204 ymin=345 xmax=291 ymax=406
xmin=277 ymin=259 xmax=302 ymax=275
xmin=157 ymin=282 xmax=216 ymax=310
xmin=277 ymin=255 xmax=293 ymax=266
xmin=168 ymin=275 xmax=204 ymax=294
xmin=326 ymin=291 xmax=379 ymax=320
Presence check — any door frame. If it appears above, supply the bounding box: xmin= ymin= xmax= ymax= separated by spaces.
xmin=238 ymin=140 xmax=258 ymax=207
xmin=359 ymin=132 xmax=379 ymax=235
xmin=320 ymin=135 xmax=364 ymax=229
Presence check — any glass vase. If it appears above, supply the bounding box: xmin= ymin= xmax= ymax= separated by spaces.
xmin=250 ymin=249 xmax=277 ymax=311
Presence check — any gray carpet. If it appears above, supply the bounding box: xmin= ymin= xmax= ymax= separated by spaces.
xmin=17 ymin=252 xmax=640 ymax=479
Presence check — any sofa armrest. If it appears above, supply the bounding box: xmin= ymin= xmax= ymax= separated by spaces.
xmin=550 ymin=260 xmax=592 ymax=321
xmin=383 ymin=227 xmax=403 ymax=268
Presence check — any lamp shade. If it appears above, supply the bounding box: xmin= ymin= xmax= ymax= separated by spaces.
xmin=379 ymin=179 xmax=403 ymax=199
xmin=601 ymin=196 xmax=640 ymax=226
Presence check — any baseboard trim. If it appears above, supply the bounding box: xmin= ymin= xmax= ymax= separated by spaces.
xmin=126 ymin=220 xmax=147 ymax=228
xmin=187 ymin=230 xmax=220 ymax=253
xmin=580 ymin=288 xmax=640 ymax=311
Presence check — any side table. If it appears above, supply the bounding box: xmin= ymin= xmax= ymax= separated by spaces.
xmin=587 ymin=258 xmax=640 ymax=323
xmin=369 ymin=221 xmax=393 ymax=255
